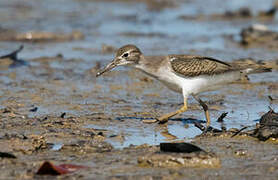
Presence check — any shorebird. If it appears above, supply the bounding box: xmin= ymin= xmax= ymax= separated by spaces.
xmin=96 ymin=44 xmax=271 ymax=127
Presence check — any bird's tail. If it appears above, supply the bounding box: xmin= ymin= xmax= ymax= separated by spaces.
xmin=231 ymin=58 xmax=272 ymax=74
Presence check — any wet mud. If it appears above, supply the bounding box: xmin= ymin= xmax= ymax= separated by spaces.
xmin=240 ymin=24 xmax=278 ymax=49
xmin=0 ymin=0 xmax=278 ymax=179
xmin=0 ymin=30 xmax=84 ymax=42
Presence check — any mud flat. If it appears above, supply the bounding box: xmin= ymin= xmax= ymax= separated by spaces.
xmin=0 ymin=114 xmax=277 ymax=179
xmin=0 ymin=49 xmax=276 ymax=178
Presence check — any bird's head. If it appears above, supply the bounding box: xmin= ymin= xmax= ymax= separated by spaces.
xmin=96 ymin=44 xmax=142 ymax=77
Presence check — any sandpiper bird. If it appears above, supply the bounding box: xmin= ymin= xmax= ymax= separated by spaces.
xmin=96 ymin=44 xmax=271 ymax=127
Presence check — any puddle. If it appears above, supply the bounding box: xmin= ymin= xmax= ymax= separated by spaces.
xmin=86 ymin=123 xmax=159 ymax=148
xmin=50 ymin=143 xmax=63 ymax=151
xmin=86 ymin=121 xmax=201 ymax=149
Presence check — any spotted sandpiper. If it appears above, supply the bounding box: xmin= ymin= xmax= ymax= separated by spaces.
xmin=96 ymin=44 xmax=271 ymax=127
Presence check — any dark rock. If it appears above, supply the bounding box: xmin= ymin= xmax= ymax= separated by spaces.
xmin=253 ymin=109 xmax=278 ymax=141
xmin=0 ymin=152 xmax=16 ymax=159
xmin=160 ymin=143 xmax=203 ymax=153
xmin=260 ymin=109 xmax=278 ymax=126
xmin=60 ymin=112 xmax=66 ymax=118
xmin=29 ymin=107 xmax=38 ymax=112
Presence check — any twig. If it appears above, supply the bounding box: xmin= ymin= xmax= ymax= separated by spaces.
xmin=217 ymin=112 xmax=228 ymax=122
xmin=0 ymin=45 xmax=24 ymax=61
xmin=231 ymin=126 xmax=248 ymax=138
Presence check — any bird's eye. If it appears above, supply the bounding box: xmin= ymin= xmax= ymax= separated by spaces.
xmin=123 ymin=53 xmax=129 ymax=58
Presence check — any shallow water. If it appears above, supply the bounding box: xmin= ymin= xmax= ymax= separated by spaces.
xmin=0 ymin=0 xmax=277 ymax=149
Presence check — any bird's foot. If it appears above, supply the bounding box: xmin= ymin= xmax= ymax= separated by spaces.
xmin=156 ymin=111 xmax=178 ymax=124
xmin=142 ymin=119 xmax=158 ymax=124
xmin=156 ymin=116 xmax=169 ymax=124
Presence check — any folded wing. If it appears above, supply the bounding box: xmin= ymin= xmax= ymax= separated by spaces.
xmin=170 ymin=55 xmax=233 ymax=77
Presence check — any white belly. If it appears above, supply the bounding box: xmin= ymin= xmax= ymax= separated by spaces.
xmin=157 ymin=68 xmax=242 ymax=97
xmin=134 ymin=63 xmax=243 ymax=97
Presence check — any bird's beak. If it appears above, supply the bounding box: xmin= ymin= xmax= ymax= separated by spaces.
xmin=96 ymin=60 xmax=118 ymax=77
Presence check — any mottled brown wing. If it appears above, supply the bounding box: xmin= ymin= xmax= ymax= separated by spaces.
xmin=170 ymin=55 xmax=233 ymax=77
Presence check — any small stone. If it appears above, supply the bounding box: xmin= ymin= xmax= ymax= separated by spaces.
xmin=234 ymin=149 xmax=248 ymax=157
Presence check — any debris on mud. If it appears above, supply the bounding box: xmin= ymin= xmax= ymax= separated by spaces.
xmin=138 ymin=143 xmax=220 ymax=168
xmin=179 ymin=6 xmax=276 ymax=21
xmin=194 ymin=109 xmax=278 ymax=142
xmin=222 ymin=7 xmax=252 ymax=18
xmin=240 ymin=24 xmax=278 ymax=48
xmin=223 ymin=6 xmax=276 ymax=19
xmin=0 ymin=134 xmax=48 ymax=155
xmin=138 ymin=146 xmax=220 ymax=168
xmin=233 ymin=149 xmax=250 ymax=157
xmin=216 ymin=112 xmax=228 ymax=122
xmin=194 ymin=120 xmax=224 ymax=134
xmin=0 ymin=30 xmax=84 ymax=42
xmin=258 ymin=7 xmax=277 ymax=18
xmin=29 ymin=107 xmax=38 ymax=112
xmin=60 ymin=139 xmax=113 ymax=154
xmin=262 ymin=59 xmax=278 ymax=71
xmin=252 ymin=109 xmax=278 ymax=141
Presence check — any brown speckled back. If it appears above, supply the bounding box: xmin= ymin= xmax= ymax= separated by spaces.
xmin=170 ymin=55 xmax=233 ymax=77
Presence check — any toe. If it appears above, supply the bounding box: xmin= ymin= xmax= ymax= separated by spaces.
xmin=157 ymin=117 xmax=168 ymax=124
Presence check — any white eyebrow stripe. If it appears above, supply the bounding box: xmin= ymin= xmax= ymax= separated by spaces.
xmin=170 ymin=57 xmax=176 ymax=62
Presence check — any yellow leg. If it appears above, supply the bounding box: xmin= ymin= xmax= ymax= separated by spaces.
xmin=192 ymin=95 xmax=210 ymax=127
xmin=157 ymin=98 xmax=188 ymax=123
xmin=205 ymin=110 xmax=210 ymax=127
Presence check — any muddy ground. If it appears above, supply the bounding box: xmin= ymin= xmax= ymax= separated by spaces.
xmin=0 ymin=0 xmax=278 ymax=179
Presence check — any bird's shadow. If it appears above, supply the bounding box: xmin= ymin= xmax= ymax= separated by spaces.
xmin=0 ymin=45 xmax=29 ymax=68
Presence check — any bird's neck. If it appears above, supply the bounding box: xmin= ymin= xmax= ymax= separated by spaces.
xmin=133 ymin=55 xmax=164 ymax=79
